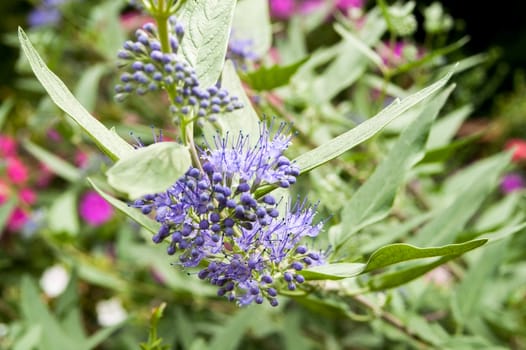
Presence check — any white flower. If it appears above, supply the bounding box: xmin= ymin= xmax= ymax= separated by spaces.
xmin=39 ymin=265 xmax=69 ymax=298
xmin=96 ymin=298 xmax=127 ymax=327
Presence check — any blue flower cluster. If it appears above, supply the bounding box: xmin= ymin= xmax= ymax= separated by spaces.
xmin=132 ymin=123 xmax=325 ymax=306
xmin=115 ymin=18 xmax=243 ymax=122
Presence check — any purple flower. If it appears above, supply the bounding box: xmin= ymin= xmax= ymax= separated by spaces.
xmin=79 ymin=191 xmax=114 ymax=226
xmin=132 ymin=123 xmax=324 ymax=306
xmin=28 ymin=7 xmax=61 ymax=27
xmin=500 ymin=173 xmax=525 ymax=194
xmin=202 ymin=123 xmax=299 ymax=188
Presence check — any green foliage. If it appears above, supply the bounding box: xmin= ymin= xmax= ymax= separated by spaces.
xmin=243 ymin=57 xmax=309 ymax=91
xmin=106 ymin=142 xmax=192 ymax=198
xmin=6 ymin=1 xmax=526 ymax=349
xmin=178 ymin=0 xmax=237 ymax=87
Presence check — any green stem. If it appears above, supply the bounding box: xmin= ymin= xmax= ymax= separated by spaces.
xmin=153 ymin=11 xmax=178 ymax=101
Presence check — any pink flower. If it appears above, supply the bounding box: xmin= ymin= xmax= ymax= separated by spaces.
xmin=0 ymin=135 xmax=17 ymax=157
xmin=19 ymin=188 xmax=37 ymax=205
xmin=505 ymin=139 xmax=526 ymax=162
xmin=7 ymin=207 xmax=29 ymax=232
xmin=79 ymin=191 xmax=114 ymax=226
xmin=269 ymin=0 xmax=295 ymax=19
xmin=6 ymin=157 xmax=29 ymax=184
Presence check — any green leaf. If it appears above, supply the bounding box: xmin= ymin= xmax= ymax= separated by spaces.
xmin=204 ymin=61 xmax=260 ymax=146
xmin=0 ymin=97 xmax=14 ymax=130
xmin=55 ymin=270 xmax=79 ymax=318
xmin=367 ymin=255 xmax=453 ymax=291
xmin=13 ymin=326 xmax=42 ymax=350
xmin=23 ymin=140 xmax=82 ymax=183
xmin=451 ymin=238 xmax=509 ymax=329
xmin=295 ymin=11 xmax=385 ymax=103
xmin=474 ymin=192 xmax=522 ymax=231
xmin=411 ymin=152 xmax=511 ymax=247
xmin=106 ymin=142 xmax=191 ymax=198
xmin=426 ymin=105 xmax=472 ymax=149
xmin=85 ymin=323 xmax=125 ymax=350
xmin=478 ymin=222 xmax=526 ymax=242
xmin=74 ymin=64 xmax=108 ymax=113
xmin=207 ymin=308 xmax=258 ymax=350
xmin=294 ymin=71 xmax=452 ymax=174
xmin=243 ymin=57 xmax=309 ymax=91
xmin=17 ymin=27 xmax=133 ymax=161
xmin=48 ymin=190 xmax=79 ymax=236
xmin=334 ymin=23 xmax=387 ymax=72
xmin=76 ymin=261 xmax=126 ymax=291
xmin=232 ymin=0 xmax=271 ymax=57
xmin=20 ymin=276 xmax=79 ymax=350
xmin=363 ymin=239 xmax=487 ymax=273
xmin=178 ymin=0 xmax=237 ymax=87
xmin=334 ymin=85 xmax=453 ymax=250
xmin=88 ymin=178 xmax=160 ymax=235
xmin=389 ymin=36 xmax=469 ymax=77
xmin=302 ymin=41 xmax=368 ymax=104
xmin=302 ymin=263 xmax=366 ymax=280
xmin=418 ymin=133 xmax=480 ymax=164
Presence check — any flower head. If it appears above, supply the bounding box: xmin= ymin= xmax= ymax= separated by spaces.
xmin=132 ymin=123 xmax=324 ymax=306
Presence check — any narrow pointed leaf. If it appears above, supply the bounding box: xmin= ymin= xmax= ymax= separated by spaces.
xmin=18 ymin=27 xmax=133 ymax=161
xmin=363 ymin=239 xmax=487 ymax=273
xmin=294 ymin=71 xmax=452 ymax=173
xmin=23 ymin=140 xmax=82 ymax=182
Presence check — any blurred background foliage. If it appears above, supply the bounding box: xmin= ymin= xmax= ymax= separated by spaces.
xmin=1 ymin=0 xmax=526 ymax=349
